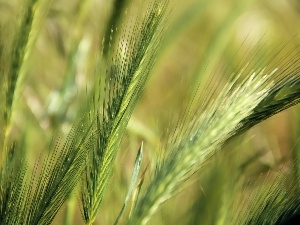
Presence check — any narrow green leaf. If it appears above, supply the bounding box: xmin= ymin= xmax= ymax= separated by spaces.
xmin=129 ymin=165 xmax=148 ymax=219
xmin=114 ymin=142 xmax=143 ymax=225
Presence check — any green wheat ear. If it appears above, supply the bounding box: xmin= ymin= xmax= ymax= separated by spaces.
xmin=0 ymin=111 xmax=99 ymax=225
xmin=127 ymin=42 xmax=300 ymax=224
xmin=80 ymin=1 xmax=170 ymax=224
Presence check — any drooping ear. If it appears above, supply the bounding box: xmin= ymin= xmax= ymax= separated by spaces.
xmin=127 ymin=36 xmax=300 ymax=225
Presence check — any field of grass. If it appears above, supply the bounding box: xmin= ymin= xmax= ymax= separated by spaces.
xmin=0 ymin=0 xmax=300 ymax=224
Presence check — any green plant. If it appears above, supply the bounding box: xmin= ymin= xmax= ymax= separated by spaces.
xmin=0 ymin=0 xmax=299 ymax=224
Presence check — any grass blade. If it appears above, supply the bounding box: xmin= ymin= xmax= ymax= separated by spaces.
xmin=114 ymin=142 xmax=143 ymax=225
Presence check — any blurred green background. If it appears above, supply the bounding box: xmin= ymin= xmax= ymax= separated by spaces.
xmin=1 ymin=0 xmax=300 ymax=224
